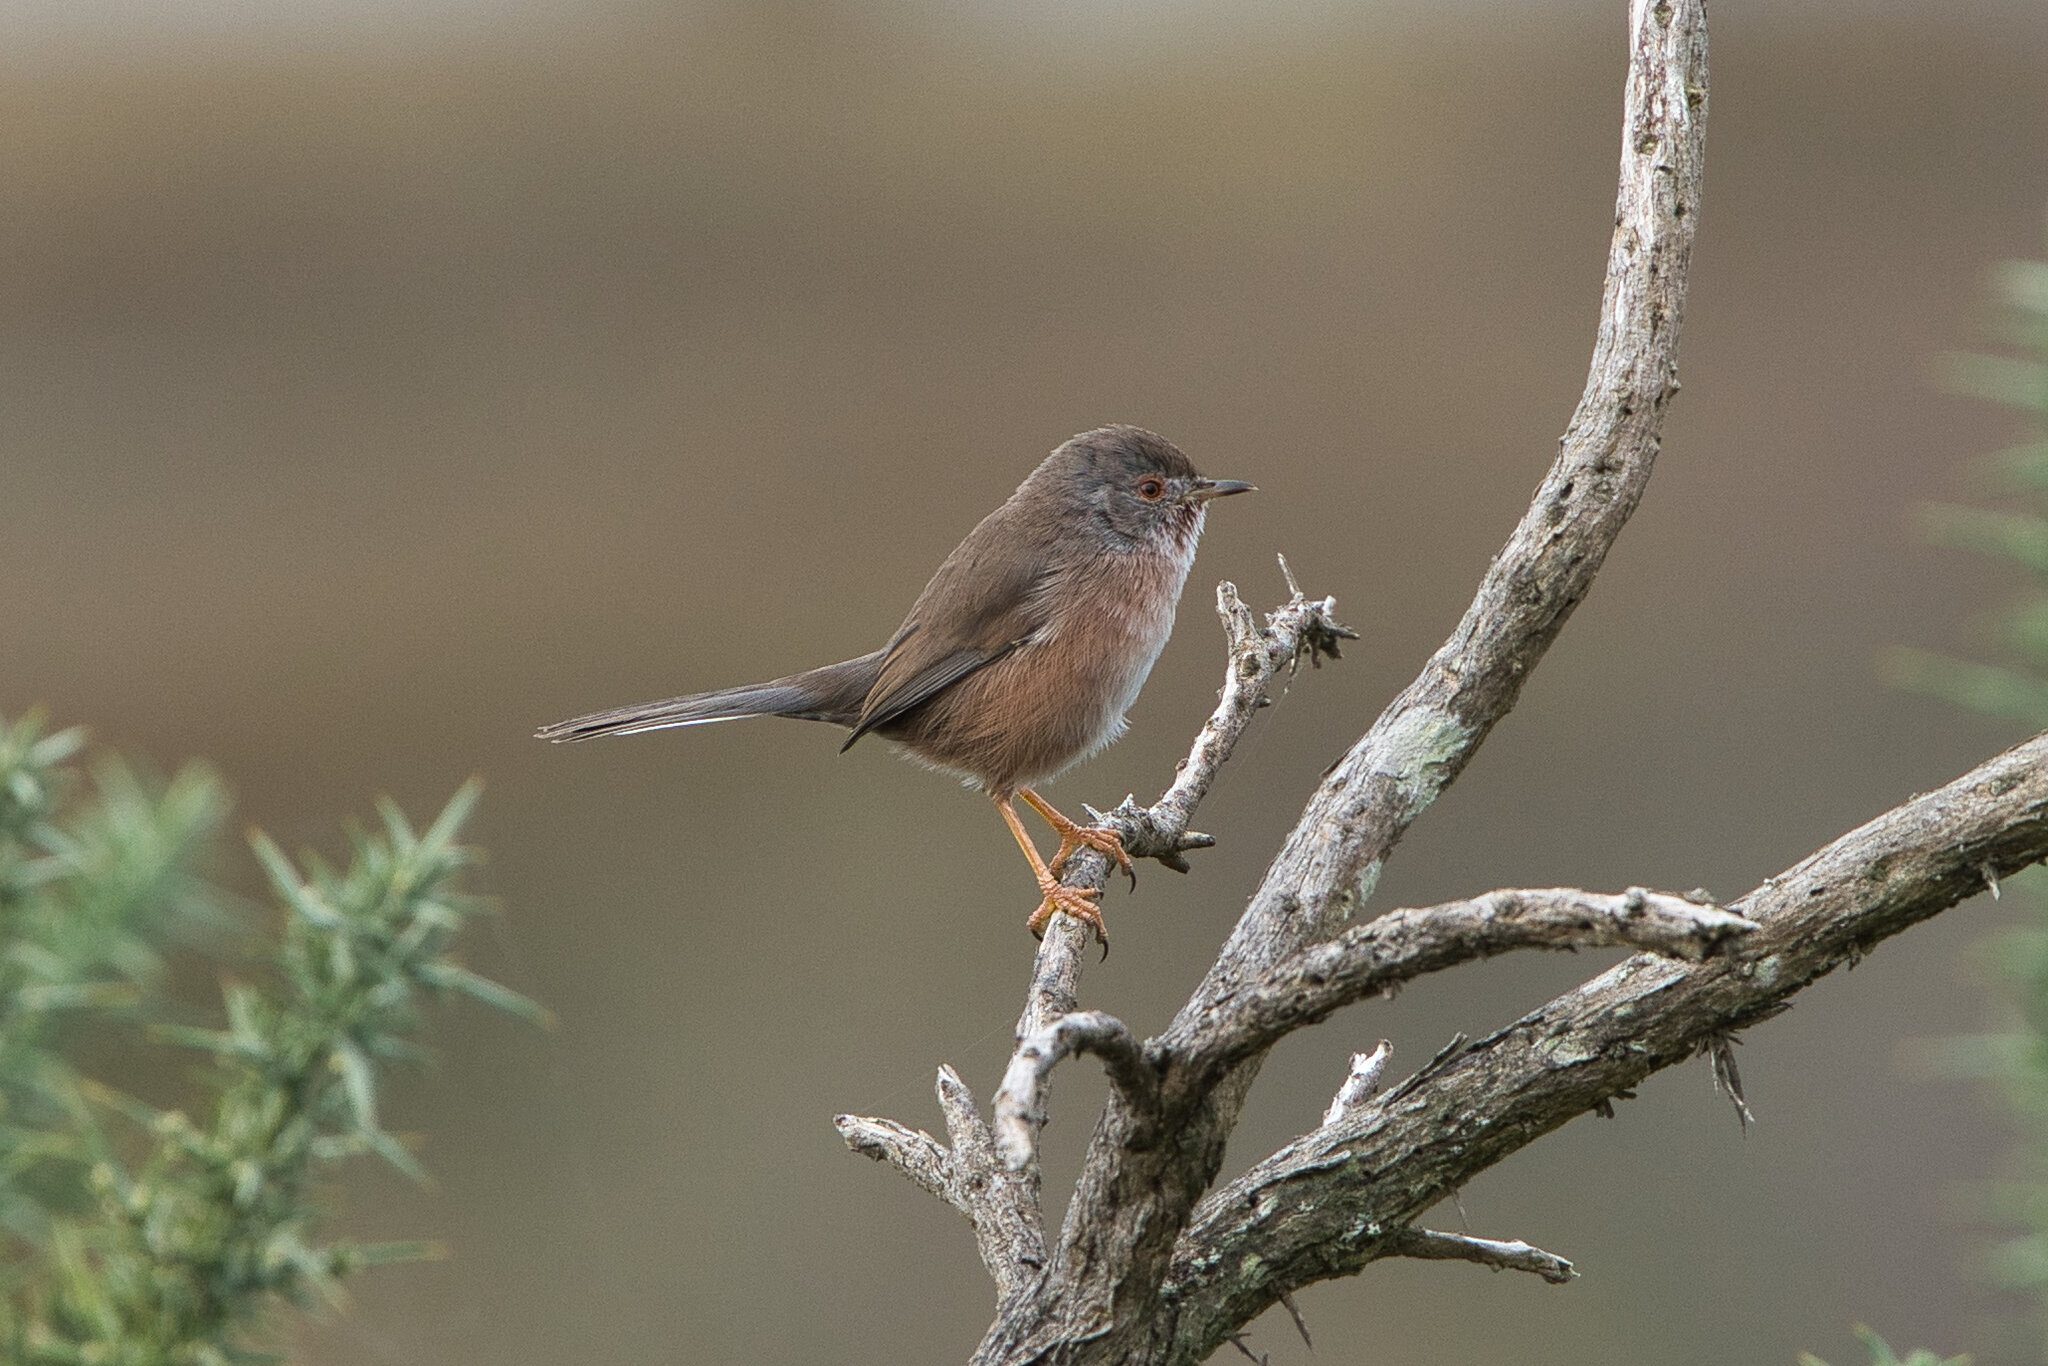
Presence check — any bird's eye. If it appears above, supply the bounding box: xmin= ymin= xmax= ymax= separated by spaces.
xmin=1135 ymin=476 xmax=1167 ymax=502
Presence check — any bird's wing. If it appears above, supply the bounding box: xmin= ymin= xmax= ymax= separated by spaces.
xmin=840 ymin=507 xmax=1056 ymax=751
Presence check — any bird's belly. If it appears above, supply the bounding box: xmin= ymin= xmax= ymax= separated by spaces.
xmin=1093 ymin=613 xmax=1171 ymax=742
xmin=881 ymin=571 xmax=1181 ymax=793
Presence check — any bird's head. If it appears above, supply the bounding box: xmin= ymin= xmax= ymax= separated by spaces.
xmin=1045 ymin=425 xmax=1254 ymax=553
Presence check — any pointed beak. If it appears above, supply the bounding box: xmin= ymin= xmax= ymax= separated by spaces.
xmin=1186 ymin=478 xmax=1256 ymax=503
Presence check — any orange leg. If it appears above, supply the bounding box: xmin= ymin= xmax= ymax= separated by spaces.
xmin=1017 ymin=787 xmax=1136 ymax=890
xmin=995 ymin=794 xmax=1108 ymax=951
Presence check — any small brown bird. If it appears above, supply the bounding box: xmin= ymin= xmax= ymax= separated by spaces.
xmin=536 ymin=426 xmax=1252 ymax=946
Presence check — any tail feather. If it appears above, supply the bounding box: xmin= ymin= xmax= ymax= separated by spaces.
xmin=535 ymin=651 xmax=886 ymax=743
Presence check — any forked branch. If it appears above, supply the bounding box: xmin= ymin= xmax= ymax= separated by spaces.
xmin=826 ymin=3 xmax=2046 ymax=1362
xmin=1164 ymin=888 xmax=1756 ymax=1099
xmin=994 ymin=1011 xmax=1159 ymax=1172
xmin=833 ymin=1114 xmax=958 ymax=1210
xmin=1160 ymin=731 xmax=2048 ymax=1361
xmin=835 ymin=576 xmax=1355 ymax=1295
xmin=973 ymin=6 xmax=1715 ymax=1358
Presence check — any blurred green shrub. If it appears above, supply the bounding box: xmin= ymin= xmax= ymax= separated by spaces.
xmin=1800 ymin=1326 xmax=1971 ymax=1366
xmin=1882 ymin=238 xmax=2048 ymax=1362
xmin=1887 ymin=248 xmax=2048 ymax=725
xmin=0 ymin=710 xmax=540 ymax=1363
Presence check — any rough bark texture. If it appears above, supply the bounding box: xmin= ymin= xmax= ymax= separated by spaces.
xmin=971 ymin=3 xmax=1712 ymax=1359
xmin=1164 ymin=888 xmax=1758 ymax=1095
xmin=1385 ymin=1228 xmax=1578 ymax=1285
xmin=995 ymin=1011 xmax=1159 ymax=1173
xmin=831 ymin=3 xmax=2048 ymax=1361
xmin=837 ymin=579 xmax=1356 ymax=1303
xmin=1157 ymin=733 xmax=2048 ymax=1363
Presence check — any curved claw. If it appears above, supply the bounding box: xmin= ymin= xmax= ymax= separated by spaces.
xmin=1049 ymin=826 xmax=1138 ymax=893
xmin=1027 ymin=883 xmax=1110 ymax=960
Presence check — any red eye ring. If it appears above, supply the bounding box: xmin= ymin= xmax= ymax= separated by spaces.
xmin=1135 ymin=476 xmax=1167 ymax=502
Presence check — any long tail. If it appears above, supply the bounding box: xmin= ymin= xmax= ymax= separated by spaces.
xmin=535 ymin=651 xmax=886 ymax=742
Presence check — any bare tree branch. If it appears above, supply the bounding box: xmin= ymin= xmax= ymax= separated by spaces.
xmin=1161 ymin=731 xmax=2048 ymax=1362
xmin=838 ymin=1068 xmax=1051 ymax=1295
xmin=832 ymin=0 xmax=2048 ymax=1356
xmin=994 ymin=1012 xmax=1160 ymax=1173
xmin=992 ymin=580 xmax=1351 ymax=1281
xmin=827 ymin=5 xmax=2040 ymax=1362
xmin=1017 ymin=580 xmax=1356 ymax=1046
xmin=936 ymin=1066 xmax=1048 ymax=1292
xmin=1384 ymin=1228 xmax=1577 ymax=1285
xmin=1183 ymin=0 xmax=1711 ymax=1025
xmin=1165 ymin=889 xmax=1756 ymax=1097
xmin=836 ymin=578 xmax=1355 ymax=1285
xmin=833 ymin=1114 xmax=960 ymax=1212
xmin=965 ymin=4 xmax=1712 ymax=1360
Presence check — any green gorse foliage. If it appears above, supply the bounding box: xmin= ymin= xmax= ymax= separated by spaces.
xmin=0 ymin=710 xmax=540 ymax=1364
xmin=1878 ymin=235 xmax=2048 ymax=1363
xmin=0 ymin=712 xmax=228 ymax=1248
xmin=1887 ymin=248 xmax=2048 ymax=726
xmin=1800 ymin=1326 xmax=1972 ymax=1366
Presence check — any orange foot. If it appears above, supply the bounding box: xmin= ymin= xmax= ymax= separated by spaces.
xmin=1048 ymin=823 xmax=1135 ymax=889
xmin=1019 ymin=788 xmax=1137 ymax=891
xmin=1026 ymin=879 xmax=1109 ymax=955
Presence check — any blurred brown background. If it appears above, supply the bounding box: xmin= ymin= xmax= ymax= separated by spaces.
xmin=8 ymin=1 xmax=2048 ymax=1362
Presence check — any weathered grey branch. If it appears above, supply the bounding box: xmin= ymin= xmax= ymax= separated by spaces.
xmin=958 ymin=5 xmax=1712 ymax=1359
xmin=836 ymin=577 xmax=1354 ymax=1300
xmin=1165 ymin=889 xmax=1756 ymax=1098
xmin=936 ymin=1065 xmax=1048 ymax=1292
xmin=994 ymin=1011 xmax=1160 ymax=1173
xmin=1160 ymin=731 xmax=2048 ymax=1362
xmin=833 ymin=1113 xmax=959 ymax=1210
xmin=830 ymin=1 xmax=2048 ymax=1360
xmin=1018 ymin=578 xmax=1356 ymax=1043
xmin=822 ymin=4 xmax=2038 ymax=1361
xmin=1384 ymin=1228 xmax=1577 ymax=1285
xmin=1186 ymin=0 xmax=1709 ymax=1024
xmin=989 ymin=581 xmax=1350 ymax=1281
xmin=968 ymin=4 xmax=1711 ymax=1361
xmin=837 ymin=1067 xmax=1048 ymax=1296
